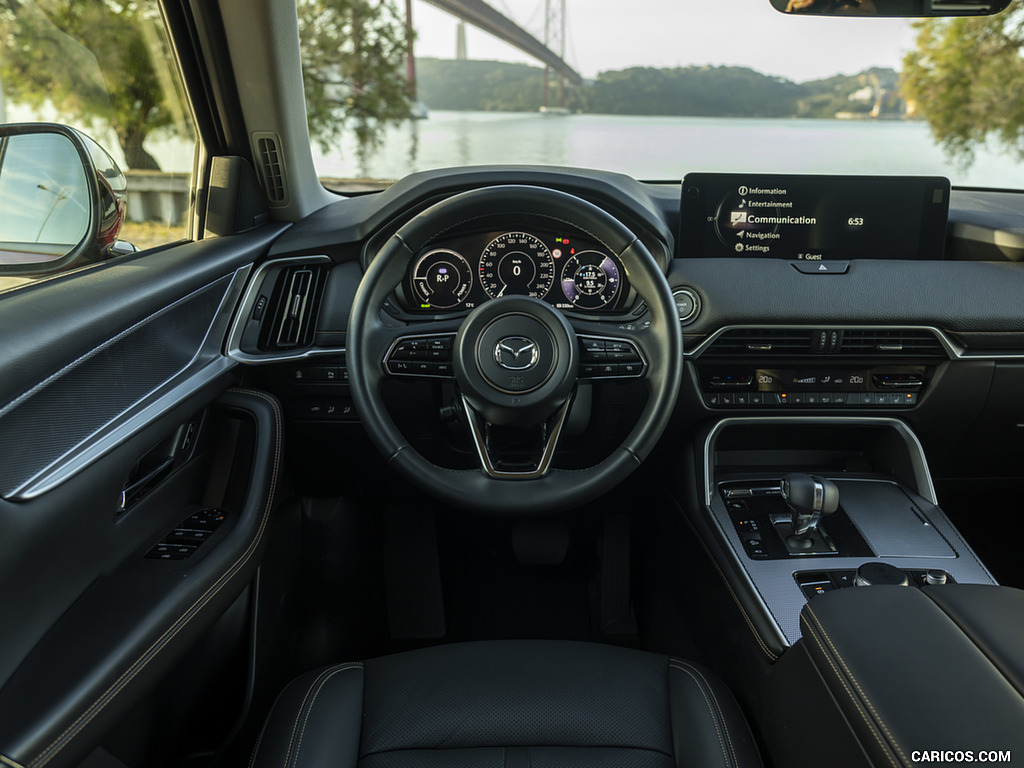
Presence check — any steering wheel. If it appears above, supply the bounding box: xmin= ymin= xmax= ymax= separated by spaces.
xmin=348 ymin=185 xmax=682 ymax=514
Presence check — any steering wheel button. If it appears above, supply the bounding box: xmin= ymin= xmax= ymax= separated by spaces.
xmin=620 ymin=362 xmax=642 ymax=376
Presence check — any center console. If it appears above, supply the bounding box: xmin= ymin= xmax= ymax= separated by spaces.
xmin=699 ymin=417 xmax=996 ymax=651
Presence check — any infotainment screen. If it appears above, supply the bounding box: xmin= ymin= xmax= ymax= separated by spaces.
xmin=680 ymin=173 xmax=950 ymax=261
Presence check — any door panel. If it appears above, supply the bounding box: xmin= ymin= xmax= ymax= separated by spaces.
xmin=0 ymin=229 xmax=287 ymax=768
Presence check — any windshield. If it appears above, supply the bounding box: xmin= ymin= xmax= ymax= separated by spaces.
xmin=302 ymin=0 xmax=1023 ymax=189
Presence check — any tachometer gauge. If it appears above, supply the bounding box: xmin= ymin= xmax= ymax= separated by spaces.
xmin=560 ymin=250 xmax=621 ymax=310
xmin=479 ymin=232 xmax=555 ymax=299
xmin=411 ymin=248 xmax=474 ymax=309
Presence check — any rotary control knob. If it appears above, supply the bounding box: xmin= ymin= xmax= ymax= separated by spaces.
xmin=925 ymin=570 xmax=948 ymax=586
xmin=854 ymin=562 xmax=909 ymax=587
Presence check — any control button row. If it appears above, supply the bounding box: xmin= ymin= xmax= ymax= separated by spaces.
xmin=581 ymin=361 xmax=644 ymax=377
xmin=578 ymin=336 xmax=646 ymax=379
xmin=388 ymin=336 xmax=452 ymax=361
xmin=386 ymin=334 xmax=456 ymax=378
xmin=736 ymin=518 xmax=768 ymax=560
xmin=297 ymin=399 xmax=358 ymax=421
xmin=146 ymin=508 xmax=227 ymax=561
xmin=288 ymin=365 xmax=348 ymax=384
xmin=705 ymin=391 xmax=918 ymax=407
xmin=388 ymin=360 xmax=453 ymax=376
xmin=580 ymin=338 xmax=641 ymax=362
xmin=796 ymin=568 xmax=953 ymax=599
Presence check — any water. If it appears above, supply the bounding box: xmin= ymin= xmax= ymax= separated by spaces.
xmin=312 ymin=112 xmax=1024 ymax=189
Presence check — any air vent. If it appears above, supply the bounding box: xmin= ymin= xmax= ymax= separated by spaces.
xmin=839 ymin=329 xmax=945 ymax=358
xmin=261 ymin=263 xmax=328 ymax=351
xmin=700 ymin=327 xmax=948 ymax=359
xmin=702 ymin=328 xmax=816 ymax=358
xmin=254 ymin=133 xmax=287 ymax=204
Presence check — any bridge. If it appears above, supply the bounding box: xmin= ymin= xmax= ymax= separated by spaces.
xmin=416 ymin=0 xmax=582 ymax=86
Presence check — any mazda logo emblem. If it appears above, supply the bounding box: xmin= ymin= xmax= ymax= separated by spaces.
xmin=494 ymin=336 xmax=539 ymax=370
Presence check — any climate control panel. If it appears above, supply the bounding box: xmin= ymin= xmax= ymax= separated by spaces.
xmin=699 ymin=365 xmax=928 ymax=409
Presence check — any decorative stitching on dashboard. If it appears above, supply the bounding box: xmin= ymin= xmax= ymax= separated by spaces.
xmin=804 ymin=606 xmax=911 ymax=767
xmin=669 ymin=663 xmax=730 ymax=768
xmin=669 ymin=496 xmax=780 ymax=662
xmin=290 ymin=664 xmax=363 ymax=768
xmin=29 ymin=388 xmax=282 ymax=768
xmin=671 ymin=660 xmax=738 ymax=768
xmin=800 ymin=611 xmax=902 ymax=768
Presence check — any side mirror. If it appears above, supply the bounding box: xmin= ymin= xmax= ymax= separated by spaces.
xmin=0 ymin=123 xmax=128 ymax=277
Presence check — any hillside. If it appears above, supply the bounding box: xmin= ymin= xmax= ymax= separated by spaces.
xmin=414 ymin=58 xmax=907 ymax=118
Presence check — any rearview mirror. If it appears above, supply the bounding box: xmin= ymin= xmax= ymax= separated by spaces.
xmin=769 ymin=0 xmax=1011 ymax=16
xmin=0 ymin=123 xmax=127 ymax=276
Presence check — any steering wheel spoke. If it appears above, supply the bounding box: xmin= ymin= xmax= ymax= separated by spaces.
xmin=461 ymin=394 xmax=573 ymax=480
xmin=374 ymin=317 xmax=463 ymax=380
xmin=575 ymin=330 xmax=648 ymax=381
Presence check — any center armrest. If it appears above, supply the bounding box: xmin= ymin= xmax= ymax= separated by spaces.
xmin=799 ymin=584 xmax=1024 ymax=768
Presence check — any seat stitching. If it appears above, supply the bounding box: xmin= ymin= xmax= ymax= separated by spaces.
xmin=800 ymin=613 xmax=900 ymax=768
xmin=670 ymin=497 xmax=780 ymax=662
xmin=669 ymin=663 xmax=730 ymax=767
xmin=247 ymin=718 xmax=270 ymax=768
xmin=359 ymin=744 xmax=675 ymax=759
xmin=291 ymin=664 xmax=363 ymax=768
xmin=671 ymin=661 xmax=738 ymax=768
xmin=805 ymin=606 xmax=912 ymax=767
xmin=30 ymin=388 xmax=282 ymax=768
xmin=283 ymin=665 xmax=357 ymax=768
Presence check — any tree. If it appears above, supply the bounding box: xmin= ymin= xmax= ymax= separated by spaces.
xmin=902 ymin=2 xmax=1024 ymax=168
xmin=0 ymin=0 xmax=183 ymax=170
xmin=1 ymin=0 xmax=413 ymax=170
xmin=297 ymin=0 xmax=413 ymax=155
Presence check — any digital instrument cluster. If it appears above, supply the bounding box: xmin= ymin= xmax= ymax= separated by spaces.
xmin=403 ymin=228 xmax=628 ymax=313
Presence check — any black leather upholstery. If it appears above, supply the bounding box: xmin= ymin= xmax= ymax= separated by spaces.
xmin=800 ymin=585 xmax=1024 ymax=768
xmin=251 ymin=640 xmax=761 ymax=768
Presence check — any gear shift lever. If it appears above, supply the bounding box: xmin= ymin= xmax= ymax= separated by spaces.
xmin=781 ymin=473 xmax=840 ymax=551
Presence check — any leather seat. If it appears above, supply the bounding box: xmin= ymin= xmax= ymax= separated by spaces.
xmin=251 ymin=640 xmax=762 ymax=768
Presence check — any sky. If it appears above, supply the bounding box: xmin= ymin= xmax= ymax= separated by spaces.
xmin=410 ymin=0 xmax=919 ymax=83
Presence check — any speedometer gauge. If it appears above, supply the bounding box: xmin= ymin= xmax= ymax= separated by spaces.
xmin=479 ymin=232 xmax=555 ymax=299
xmin=560 ymin=250 xmax=621 ymax=309
xmin=411 ymin=248 xmax=474 ymax=309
